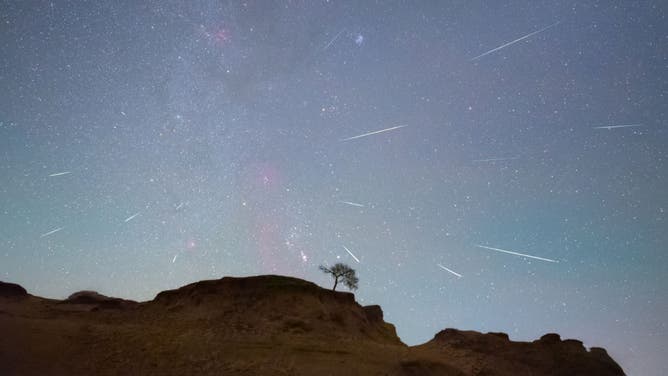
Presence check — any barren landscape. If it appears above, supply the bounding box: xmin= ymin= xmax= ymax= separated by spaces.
xmin=0 ymin=276 xmax=625 ymax=375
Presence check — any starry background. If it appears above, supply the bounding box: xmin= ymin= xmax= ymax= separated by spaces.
xmin=1 ymin=1 xmax=667 ymax=374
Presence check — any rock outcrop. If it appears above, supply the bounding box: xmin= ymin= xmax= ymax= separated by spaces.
xmin=0 ymin=281 xmax=27 ymax=298
xmin=410 ymin=328 xmax=625 ymax=376
xmin=148 ymin=275 xmax=401 ymax=345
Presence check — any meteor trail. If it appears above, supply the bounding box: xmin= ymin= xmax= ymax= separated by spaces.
xmin=473 ymin=157 xmax=519 ymax=163
xmin=475 ymin=244 xmax=558 ymax=263
xmin=341 ymin=125 xmax=408 ymax=141
xmin=322 ymin=29 xmax=345 ymax=51
xmin=471 ymin=21 xmax=560 ymax=61
xmin=593 ymin=124 xmax=643 ymax=130
xmin=339 ymin=200 xmax=365 ymax=207
xmin=342 ymin=245 xmax=360 ymax=263
xmin=172 ymin=254 xmax=178 ymax=263
xmin=437 ymin=263 xmax=462 ymax=278
xmin=40 ymin=227 xmax=63 ymax=238
xmin=175 ymin=202 xmax=184 ymax=210
xmin=124 ymin=212 xmax=140 ymax=223
xmin=48 ymin=171 xmax=71 ymax=177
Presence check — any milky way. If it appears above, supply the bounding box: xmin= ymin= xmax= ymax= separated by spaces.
xmin=1 ymin=2 xmax=667 ymax=375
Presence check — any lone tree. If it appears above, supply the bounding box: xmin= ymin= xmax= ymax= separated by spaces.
xmin=319 ymin=263 xmax=358 ymax=291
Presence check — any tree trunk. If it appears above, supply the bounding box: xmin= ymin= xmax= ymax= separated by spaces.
xmin=332 ymin=277 xmax=338 ymax=291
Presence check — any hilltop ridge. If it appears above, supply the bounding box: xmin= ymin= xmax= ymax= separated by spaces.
xmin=0 ymin=277 xmax=625 ymax=375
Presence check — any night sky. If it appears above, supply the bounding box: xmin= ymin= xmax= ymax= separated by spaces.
xmin=1 ymin=1 xmax=667 ymax=374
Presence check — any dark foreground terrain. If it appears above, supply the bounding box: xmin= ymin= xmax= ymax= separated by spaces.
xmin=0 ymin=277 xmax=624 ymax=375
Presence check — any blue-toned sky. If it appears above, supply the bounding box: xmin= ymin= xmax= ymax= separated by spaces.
xmin=1 ymin=1 xmax=667 ymax=374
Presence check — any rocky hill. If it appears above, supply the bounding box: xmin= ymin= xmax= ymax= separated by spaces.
xmin=411 ymin=329 xmax=625 ymax=376
xmin=62 ymin=290 xmax=138 ymax=310
xmin=0 ymin=281 xmax=27 ymax=298
xmin=0 ymin=278 xmax=625 ymax=375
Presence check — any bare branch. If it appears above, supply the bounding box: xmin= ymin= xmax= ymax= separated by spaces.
xmin=319 ymin=263 xmax=358 ymax=291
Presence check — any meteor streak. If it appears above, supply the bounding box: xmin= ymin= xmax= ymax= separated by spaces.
xmin=475 ymin=244 xmax=558 ymax=263
xmin=437 ymin=263 xmax=462 ymax=278
xmin=341 ymin=125 xmax=407 ymax=141
xmin=473 ymin=157 xmax=519 ymax=163
xmin=124 ymin=212 xmax=140 ymax=223
xmin=339 ymin=200 xmax=365 ymax=207
xmin=593 ymin=124 xmax=643 ymax=130
xmin=471 ymin=21 xmax=560 ymax=61
xmin=342 ymin=245 xmax=360 ymax=263
xmin=48 ymin=171 xmax=71 ymax=177
xmin=40 ymin=227 xmax=63 ymax=238
xmin=322 ymin=29 xmax=345 ymax=51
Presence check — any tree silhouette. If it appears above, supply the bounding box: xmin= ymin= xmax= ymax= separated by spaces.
xmin=319 ymin=263 xmax=358 ymax=291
